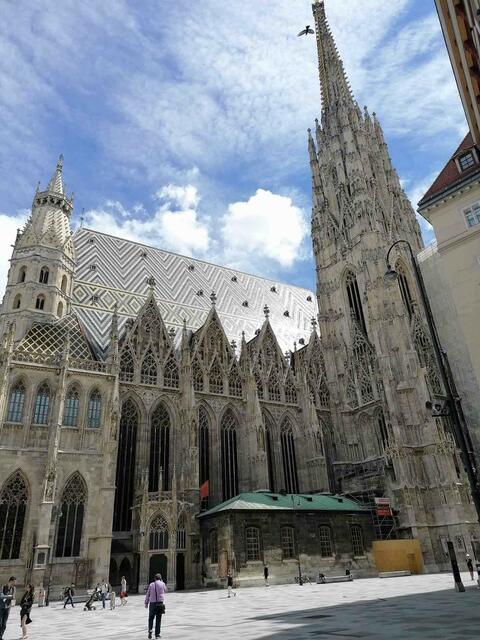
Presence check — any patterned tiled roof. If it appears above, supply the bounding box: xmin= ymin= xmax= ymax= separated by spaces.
xmin=15 ymin=314 xmax=95 ymax=360
xmin=71 ymin=228 xmax=317 ymax=356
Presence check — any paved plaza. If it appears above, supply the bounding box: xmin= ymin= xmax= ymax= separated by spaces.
xmin=3 ymin=572 xmax=480 ymax=640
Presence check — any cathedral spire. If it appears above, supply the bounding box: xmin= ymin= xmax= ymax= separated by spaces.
xmin=312 ymin=1 xmax=354 ymax=114
xmin=48 ymin=154 xmax=65 ymax=195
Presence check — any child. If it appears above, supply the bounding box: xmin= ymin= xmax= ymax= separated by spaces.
xmin=109 ymin=588 xmax=116 ymax=610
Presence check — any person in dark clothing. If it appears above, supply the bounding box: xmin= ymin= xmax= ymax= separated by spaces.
xmin=63 ymin=584 xmax=75 ymax=608
xmin=226 ymin=572 xmax=235 ymax=598
xmin=0 ymin=576 xmax=16 ymax=640
xmin=20 ymin=584 xmax=34 ymax=640
xmin=466 ymin=554 xmax=475 ymax=580
xmin=263 ymin=565 xmax=269 ymax=587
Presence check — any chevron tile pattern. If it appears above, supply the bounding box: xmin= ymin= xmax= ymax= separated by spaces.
xmin=72 ymin=228 xmax=318 ymax=355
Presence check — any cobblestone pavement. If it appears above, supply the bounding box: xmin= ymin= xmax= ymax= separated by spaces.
xmin=4 ymin=572 xmax=480 ymax=640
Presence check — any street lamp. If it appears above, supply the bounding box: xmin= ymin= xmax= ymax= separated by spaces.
xmin=385 ymin=239 xmax=480 ymax=520
xmin=291 ymin=494 xmax=303 ymax=586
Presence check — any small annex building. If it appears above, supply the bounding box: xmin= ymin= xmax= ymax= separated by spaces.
xmin=198 ymin=492 xmax=376 ymax=586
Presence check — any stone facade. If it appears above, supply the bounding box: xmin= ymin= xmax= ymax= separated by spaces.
xmin=0 ymin=0 xmax=478 ymax=595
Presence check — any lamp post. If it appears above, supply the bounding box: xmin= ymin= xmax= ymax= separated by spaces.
xmin=385 ymin=239 xmax=480 ymax=520
xmin=291 ymin=494 xmax=303 ymax=586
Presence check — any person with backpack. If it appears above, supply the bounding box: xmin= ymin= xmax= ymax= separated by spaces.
xmin=19 ymin=584 xmax=34 ymax=640
xmin=0 ymin=576 xmax=16 ymax=640
xmin=144 ymin=573 xmax=166 ymax=639
xmin=63 ymin=584 xmax=75 ymax=608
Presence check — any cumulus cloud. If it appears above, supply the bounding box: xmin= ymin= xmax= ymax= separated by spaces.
xmin=0 ymin=211 xmax=30 ymax=295
xmin=221 ymin=189 xmax=308 ymax=269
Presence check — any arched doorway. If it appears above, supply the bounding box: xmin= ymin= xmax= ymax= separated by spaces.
xmin=119 ymin=557 xmax=132 ymax=590
xmin=109 ymin=558 xmax=118 ymax=587
xmin=149 ymin=554 xmax=168 ymax=583
xmin=176 ymin=553 xmax=185 ymax=590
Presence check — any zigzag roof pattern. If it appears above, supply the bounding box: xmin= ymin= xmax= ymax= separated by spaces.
xmin=71 ymin=228 xmax=317 ymax=356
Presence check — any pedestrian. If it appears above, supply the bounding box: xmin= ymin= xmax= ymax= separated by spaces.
xmin=109 ymin=587 xmax=116 ymax=610
xmin=226 ymin=571 xmax=235 ymax=598
xmin=100 ymin=580 xmax=109 ymax=609
xmin=19 ymin=584 xmax=34 ymax=640
xmin=144 ymin=573 xmax=166 ymax=640
xmin=0 ymin=576 xmax=16 ymax=640
xmin=466 ymin=554 xmax=475 ymax=580
xmin=63 ymin=583 xmax=75 ymax=608
xmin=263 ymin=565 xmax=269 ymax=587
xmin=120 ymin=576 xmax=127 ymax=606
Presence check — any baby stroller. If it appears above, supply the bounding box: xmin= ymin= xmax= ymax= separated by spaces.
xmin=84 ymin=588 xmax=99 ymax=611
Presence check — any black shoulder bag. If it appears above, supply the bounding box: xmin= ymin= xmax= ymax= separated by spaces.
xmin=154 ymin=582 xmax=166 ymax=615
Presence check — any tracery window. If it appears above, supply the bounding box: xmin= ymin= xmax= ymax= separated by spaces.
xmin=268 ymin=370 xmax=281 ymax=402
xmin=209 ymin=358 xmax=224 ymax=394
xmin=255 ymin=371 xmax=264 ymax=399
xmin=193 ymin=358 xmax=204 ymax=392
xmin=18 ymin=266 xmax=27 ymax=283
xmin=209 ymin=529 xmax=218 ymax=563
xmin=164 ymin=355 xmax=179 ymax=388
xmin=345 ymin=271 xmax=367 ymax=335
xmin=281 ymin=526 xmax=295 ymax=559
xmin=113 ymin=399 xmax=138 ymax=531
xmin=150 ymin=403 xmax=170 ymax=492
xmin=55 ymin=473 xmax=87 ymax=558
xmin=177 ymin=518 xmax=186 ymax=550
xmin=7 ymin=381 xmax=25 ymax=423
xmin=141 ymin=349 xmax=157 ymax=385
xmin=39 ymin=267 xmax=49 ymax=284
xmin=280 ymin=418 xmax=299 ymax=494
xmin=396 ymin=262 xmax=415 ymax=319
xmin=411 ymin=314 xmax=442 ymax=395
xmin=149 ymin=514 xmax=169 ymax=550
xmin=229 ymin=366 xmax=243 ymax=397
xmin=120 ymin=349 xmax=135 ymax=382
xmin=350 ymin=525 xmax=364 ymax=556
xmin=285 ymin=376 xmax=297 ymax=404
xmin=245 ymin=527 xmax=261 ymax=561
xmin=0 ymin=472 xmax=28 ymax=560
xmin=376 ymin=410 xmax=389 ymax=451
xmin=319 ymin=525 xmax=333 ymax=557
xmin=33 ymin=383 xmax=51 ymax=425
xmin=87 ymin=389 xmax=102 ymax=428
xmin=198 ymin=406 xmax=210 ymax=487
xmin=265 ymin=424 xmax=276 ymax=492
xmin=221 ymin=409 xmax=239 ymax=501
xmin=63 ymin=387 xmax=80 ymax=427
xmin=35 ymin=295 xmax=45 ymax=310
xmin=318 ymin=378 xmax=330 ymax=408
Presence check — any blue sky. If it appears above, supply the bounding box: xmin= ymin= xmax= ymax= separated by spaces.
xmin=0 ymin=0 xmax=467 ymax=293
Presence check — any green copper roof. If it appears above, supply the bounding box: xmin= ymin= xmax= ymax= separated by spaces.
xmin=198 ymin=492 xmax=367 ymax=518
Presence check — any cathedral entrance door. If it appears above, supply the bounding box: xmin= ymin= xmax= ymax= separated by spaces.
xmin=176 ymin=553 xmax=185 ymax=590
xmin=149 ymin=554 xmax=168 ymax=583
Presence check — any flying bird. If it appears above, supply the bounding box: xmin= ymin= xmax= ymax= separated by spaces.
xmin=297 ymin=25 xmax=314 ymax=37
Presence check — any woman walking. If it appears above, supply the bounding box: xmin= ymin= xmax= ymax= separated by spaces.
xmin=19 ymin=584 xmax=34 ymax=640
xmin=120 ymin=576 xmax=127 ymax=606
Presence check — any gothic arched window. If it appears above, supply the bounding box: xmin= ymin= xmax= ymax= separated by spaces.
xmin=13 ymin=294 xmax=21 ymax=310
xmin=345 ymin=270 xmax=367 ymax=335
xmin=39 ymin=267 xmax=49 ymax=284
xmin=350 ymin=525 xmax=364 ymax=556
xmin=150 ymin=404 xmax=170 ymax=492
xmin=177 ymin=517 xmax=186 ymax=550
xmin=7 ymin=381 xmax=26 ymax=423
xmin=0 ymin=471 xmax=28 ymax=560
xmin=55 ymin=473 xmax=87 ymax=557
xmin=61 ymin=275 xmax=68 ymax=293
xmin=280 ymin=418 xmax=299 ymax=494
xmin=113 ymin=399 xmax=138 ymax=531
xmin=120 ymin=349 xmax=135 ymax=382
xmin=245 ymin=527 xmax=261 ymax=561
xmin=164 ymin=355 xmax=179 ymax=388
xmin=198 ymin=406 xmax=210 ymax=487
xmin=268 ymin=370 xmax=281 ymax=402
xmin=35 ymin=295 xmax=45 ymax=311
xmin=264 ymin=415 xmax=276 ymax=492
xmin=87 ymin=389 xmax=102 ymax=428
xmin=228 ymin=366 xmax=243 ymax=397
xmin=221 ymin=409 xmax=239 ymax=501
xmin=396 ymin=261 xmax=415 ymax=319
xmin=376 ymin=410 xmax=389 ymax=451
xmin=255 ymin=371 xmax=264 ymax=399
xmin=285 ymin=376 xmax=297 ymax=404
xmin=281 ymin=526 xmax=295 ymax=559
xmin=33 ymin=383 xmax=51 ymax=425
xmin=209 ymin=358 xmax=223 ymax=394
xmin=18 ymin=266 xmax=27 ymax=283
xmin=319 ymin=525 xmax=333 ymax=557
xmin=149 ymin=513 xmax=169 ymax=550
xmin=141 ymin=349 xmax=157 ymax=385
xmin=193 ymin=358 xmax=204 ymax=392
xmin=57 ymin=301 xmax=63 ymax=317
xmin=63 ymin=386 xmax=80 ymax=427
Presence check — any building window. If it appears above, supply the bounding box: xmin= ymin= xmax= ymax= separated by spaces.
xmin=209 ymin=358 xmax=224 ymax=394
xmin=281 ymin=526 xmax=295 ymax=559
xmin=7 ymin=381 xmax=26 ymax=423
xmin=280 ymin=418 xmax=299 ymax=493
xmin=63 ymin=387 xmax=80 ymax=427
xmin=0 ymin=471 xmax=28 ymax=560
xmin=209 ymin=529 xmax=218 ymax=563
xmin=149 ymin=403 xmax=170 ymax=492
xmin=33 ymin=383 xmax=51 ymax=424
xmin=350 ymin=525 xmax=364 ymax=556
xmin=319 ymin=525 xmax=333 ymax=557
xmin=268 ymin=370 xmax=281 ymax=402
xmin=395 ymin=262 xmax=415 ymax=319
xmin=255 ymin=371 xmax=264 ymax=399
xmin=345 ymin=271 xmax=367 ymax=335
xmin=246 ymin=527 xmax=261 ymax=561
xmin=120 ymin=349 xmax=135 ymax=382
xmin=55 ymin=473 xmax=87 ymax=558
xmin=113 ymin=400 xmax=138 ymax=532
xmin=464 ymin=202 xmax=480 ymax=228
xmin=265 ymin=424 xmax=276 ymax=492
xmin=57 ymin=301 xmax=63 ymax=317
xmin=198 ymin=406 xmax=210 ymax=487
xmin=149 ymin=514 xmax=169 ymax=550
xmin=376 ymin=410 xmax=389 ymax=450
xmin=164 ymin=355 xmax=179 ymax=388
xmin=221 ymin=409 xmax=239 ymax=501
xmin=87 ymin=389 xmax=102 ymax=428
xmin=18 ymin=266 xmax=27 ymax=283
xmin=141 ymin=349 xmax=157 ymax=385
xmin=229 ymin=367 xmax=243 ymax=397
xmin=13 ymin=294 xmax=21 ymax=310
xmin=285 ymin=377 xmax=297 ymax=404
xmin=61 ymin=275 xmax=68 ymax=293
xmin=459 ymin=151 xmax=475 ymax=171
xmin=193 ymin=358 xmax=204 ymax=391
xmin=39 ymin=267 xmax=49 ymax=284
xmin=177 ymin=520 xmax=186 ymax=550
xmin=35 ymin=295 xmax=45 ymax=310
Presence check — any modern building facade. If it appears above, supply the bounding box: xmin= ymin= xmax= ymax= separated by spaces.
xmin=0 ymin=0 xmax=478 ymax=594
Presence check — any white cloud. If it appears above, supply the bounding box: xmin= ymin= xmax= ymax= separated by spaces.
xmin=221 ymin=189 xmax=308 ymax=269
xmin=0 ymin=211 xmax=29 ymax=295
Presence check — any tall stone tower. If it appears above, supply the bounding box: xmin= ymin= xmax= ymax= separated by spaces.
xmin=309 ymin=0 xmax=478 ymax=569
xmin=0 ymin=155 xmax=75 ymax=340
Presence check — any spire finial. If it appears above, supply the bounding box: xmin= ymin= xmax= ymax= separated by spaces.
xmin=263 ymin=304 xmax=270 ymax=318
xmin=311 ymin=316 xmax=318 ymax=331
xmin=47 ymin=154 xmax=65 ymax=195
xmin=146 ymin=275 xmax=156 ymax=290
xmin=210 ymin=291 xmax=217 ymax=306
